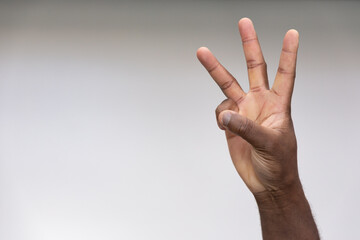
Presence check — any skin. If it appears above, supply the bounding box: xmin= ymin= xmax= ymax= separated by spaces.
xmin=197 ymin=18 xmax=320 ymax=239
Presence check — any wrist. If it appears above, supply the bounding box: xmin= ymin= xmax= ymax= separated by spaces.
xmin=254 ymin=178 xmax=320 ymax=239
xmin=253 ymin=178 xmax=306 ymax=212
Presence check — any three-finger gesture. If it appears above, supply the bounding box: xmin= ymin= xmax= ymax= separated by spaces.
xmin=197 ymin=18 xmax=300 ymax=194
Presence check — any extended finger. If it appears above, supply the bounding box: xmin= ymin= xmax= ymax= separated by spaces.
xmin=238 ymin=18 xmax=269 ymax=91
xmin=197 ymin=47 xmax=246 ymax=103
xmin=272 ymin=29 xmax=299 ymax=104
xmin=215 ymin=99 xmax=239 ymax=130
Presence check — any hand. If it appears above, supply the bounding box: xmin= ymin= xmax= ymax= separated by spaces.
xmin=197 ymin=18 xmax=319 ymax=239
xmin=197 ymin=18 xmax=300 ymax=195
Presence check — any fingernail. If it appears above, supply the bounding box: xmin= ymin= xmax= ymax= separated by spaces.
xmin=222 ymin=112 xmax=231 ymax=127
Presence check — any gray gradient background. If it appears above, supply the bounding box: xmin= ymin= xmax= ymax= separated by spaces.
xmin=0 ymin=0 xmax=359 ymax=239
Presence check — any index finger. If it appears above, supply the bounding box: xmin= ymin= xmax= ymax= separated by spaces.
xmin=197 ymin=47 xmax=246 ymax=104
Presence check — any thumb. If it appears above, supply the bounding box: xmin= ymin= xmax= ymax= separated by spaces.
xmin=219 ymin=110 xmax=274 ymax=148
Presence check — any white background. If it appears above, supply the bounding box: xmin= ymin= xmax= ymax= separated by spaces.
xmin=1 ymin=1 xmax=359 ymax=239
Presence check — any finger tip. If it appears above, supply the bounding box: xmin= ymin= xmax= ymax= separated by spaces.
xmin=238 ymin=17 xmax=253 ymax=30
xmin=197 ymin=46 xmax=209 ymax=53
xmin=238 ymin=17 xmax=252 ymax=26
xmin=196 ymin=46 xmax=210 ymax=60
xmin=286 ymin=29 xmax=299 ymax=40
xmin=283 ymin=29 xmax=299 ymax=50
xmin=238 ymin=17 xmax=255 ymax=37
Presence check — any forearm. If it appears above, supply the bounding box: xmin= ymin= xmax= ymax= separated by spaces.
xmin=254 ymin=180 xmax=320 ymax=240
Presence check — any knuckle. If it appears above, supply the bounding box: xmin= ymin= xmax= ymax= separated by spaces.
xmin=215 ymin=99 xmax=229 ymax=116
xmin=220 ymin=98 xmax=231 ymax=105
xmin=215 ymin=105 xmax=222 ymax=116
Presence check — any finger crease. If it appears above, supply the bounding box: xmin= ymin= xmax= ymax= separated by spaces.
xmin=277 ymin=67 xmax=295 ymax=76
xmin=220 ymin=80 xmax=234 ymax=91
xmin=242 ymin=37 xmax=258 ymax=44
xmin=208 ymin=62 xmax=220 ymax=74
xmin=282 ymin=48 xmax=296 ymax=54
xmin=249 ymin=86 xmax=263 ymax=93
xmin=235 ymin=95 xmax=245 ymax=105
xmin=247 ymin=61 xmax=265 ymax=70
xmin=271 ymin=88 xmax=281 ymax=97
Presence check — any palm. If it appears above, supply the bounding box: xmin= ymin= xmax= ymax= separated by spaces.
xmin=197 ymin=18 xmax=299 ymax=193
xmin=227 ymin=90 xmax=290 ymax=192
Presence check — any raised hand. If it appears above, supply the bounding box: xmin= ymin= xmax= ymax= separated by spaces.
xmin=197 ymin=17 xmax=319 ymax=239
xmin=197 ymin=18 xmax=300 ymax=195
